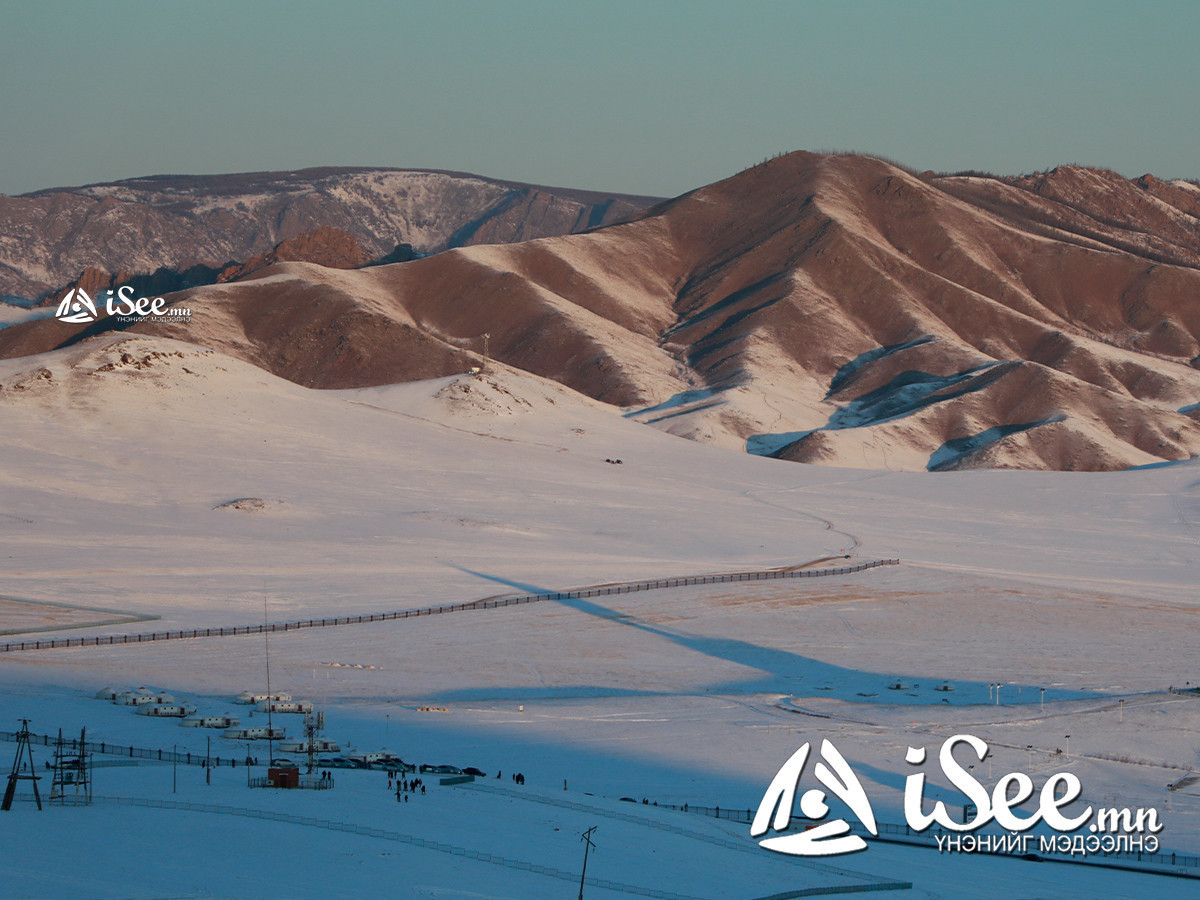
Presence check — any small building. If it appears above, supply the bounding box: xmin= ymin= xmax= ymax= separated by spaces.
xmin=182 ymin=714 xmax=241 ymax=729
xmin=236 ymin=691 xmax=291 ymax=705
xmin=117 ymin=689 xmax=174 ymax=706
xmin=279 ymin=737 xmax=340 ymax=754
xmin=256 ymin=699 xmax=313 ymax=715
xmin=224 ymin=725 xmax=286 ymax=741
xmin=200 ymin=714 xmax=239 ymax=728
xmin=267 ymin=766 xmax=299 ymax=788
xmin=137 ymin=704 xmax=196 ymax=718
xmin=348 ymin=749 xmax=396 ymax=767
xmin=249 ymin=766 xmax=333 ymax=791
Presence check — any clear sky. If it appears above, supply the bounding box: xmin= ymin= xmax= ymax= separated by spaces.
xmin=2 ymin=0 xmax=1197 ymax=198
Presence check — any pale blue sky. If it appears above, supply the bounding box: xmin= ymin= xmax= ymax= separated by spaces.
xmin=1 ymin=1 xmax=1196 ymax=197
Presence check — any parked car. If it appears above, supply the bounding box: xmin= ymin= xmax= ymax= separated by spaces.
xmin=462 ymin=767 xmax=486 ymax=777
xmin=270 ymin=758 xmax=297 ymax=768
xmin=419 ymin=764 xmax=463 ymax=775
xmin=377 ymin=756 xmax=416 ymax=773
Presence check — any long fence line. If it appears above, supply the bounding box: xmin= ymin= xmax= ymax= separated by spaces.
xmin=9 ymin=792 xmax=911 ymax=898
xmin=670 ymin=804 xmax=1199 ymax=878
xmin=32 ymin=795 xmax=728 ymax=900
xmin=459 ymin=781 xmax=908 ymax=891
xmin=0 ymin=559 xmax=899 ymax=654
xmin=0 ymin=729 xmax=247 ymax=768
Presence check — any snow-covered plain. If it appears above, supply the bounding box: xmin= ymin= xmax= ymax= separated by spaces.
xmin=1 ymin=335 xmax=1198 ymax=898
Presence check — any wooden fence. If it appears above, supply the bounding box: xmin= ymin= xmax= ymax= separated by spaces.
xmin=0 ymin=559 xmax=899 ymax=653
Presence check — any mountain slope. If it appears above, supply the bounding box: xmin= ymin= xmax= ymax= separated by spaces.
xmin=0 ymin=167 xmax=661 ymax=302
xmin=5 ymin=151 xmax=1200 ymax=471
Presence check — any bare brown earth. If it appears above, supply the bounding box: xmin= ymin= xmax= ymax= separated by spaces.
xmin=4 ymin=152 xmax=1200 ymax=471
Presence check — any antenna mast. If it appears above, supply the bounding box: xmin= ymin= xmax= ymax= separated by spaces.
xmin=264 ymin=597 xmax=275 ymax=767
xmin=305 ymin=711 xmax=324 ymax=774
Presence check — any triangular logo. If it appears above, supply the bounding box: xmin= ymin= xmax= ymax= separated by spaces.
xmin=55 ymin=288 xmax=98 ymax=323
xmin=751 ymin=739 xmax=878 ymax=856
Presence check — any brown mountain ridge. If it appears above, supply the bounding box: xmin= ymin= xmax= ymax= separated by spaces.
xmin=0 ymin=167 xmax=661 ymax=303
xmin=4 ymin=151 xmax=1200 ymax=472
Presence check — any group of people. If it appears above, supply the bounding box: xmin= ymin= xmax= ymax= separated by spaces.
xmin=390 ymin=775 xmax=425 ymax=802
xmin=381 ymin=768 xmax=528 ymax=803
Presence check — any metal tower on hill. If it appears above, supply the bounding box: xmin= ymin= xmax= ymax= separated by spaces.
xmin=304 ymin=710 xmax=325 ymax=774
xmin=2 ymin=719 xmax=42 ymax=810
xmin=50 ymin=727 xmax=92 ymax=806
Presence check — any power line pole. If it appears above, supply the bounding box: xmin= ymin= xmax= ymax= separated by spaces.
xmin=578 ymin=825 xmax=597 ymax=900
xmin=3 ymin=719 xmax=42 ymax=810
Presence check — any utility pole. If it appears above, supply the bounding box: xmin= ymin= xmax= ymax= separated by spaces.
xmin=3 ymin=719 xmax=42 ymax=810
xmin=578 ymin=825 xmax=597 ymax=900
xmin=263 ymin=597 xmax=276 ymax=768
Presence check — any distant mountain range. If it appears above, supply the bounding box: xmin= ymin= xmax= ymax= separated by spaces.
xmin=0 ymin=167 xmax=661 ymax=303
xmin=3 ymin=152 xmax=1200 ymax=471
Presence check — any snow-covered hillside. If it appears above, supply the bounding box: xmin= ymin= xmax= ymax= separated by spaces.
xmin=0 ymin=168 xmax=660 ymax=302
xmin=1 ymin=334 xmax=1197 ymax=898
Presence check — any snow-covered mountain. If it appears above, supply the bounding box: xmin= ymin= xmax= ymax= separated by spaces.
xmin=5 ymin=152 xmax=1200 ymax=471
xmin=0 ymin=167 xmax=661 ymax=302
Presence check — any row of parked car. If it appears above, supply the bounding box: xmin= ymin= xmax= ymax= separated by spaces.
xmin=421 ymin=764 xmax=487 ymax=777
xmin=268 ymin=755 xmax=485 ymax=777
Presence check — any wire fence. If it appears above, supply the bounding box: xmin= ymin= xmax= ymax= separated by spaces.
xmin=669 ymin=804 xmax=1199 ymax=878
xmin=0 ymin=559 xmax=899 ymax=654
xmin=0 ymin=730 xmax=251 ymax=768
xmin=457 ymin=781 xmax=907 ymax=890
xmin=6 ymin=792 xmax=913 ymax=897
xmin=36 ymin=795 xmax=725 ymax=900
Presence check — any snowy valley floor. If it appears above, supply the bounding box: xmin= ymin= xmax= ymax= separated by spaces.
xmin=1 ymin=336 xmax=1198 ymax=898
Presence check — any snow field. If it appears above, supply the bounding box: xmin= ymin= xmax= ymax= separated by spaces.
xmin=3 ymin=335 xmax=1199 ymax=896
